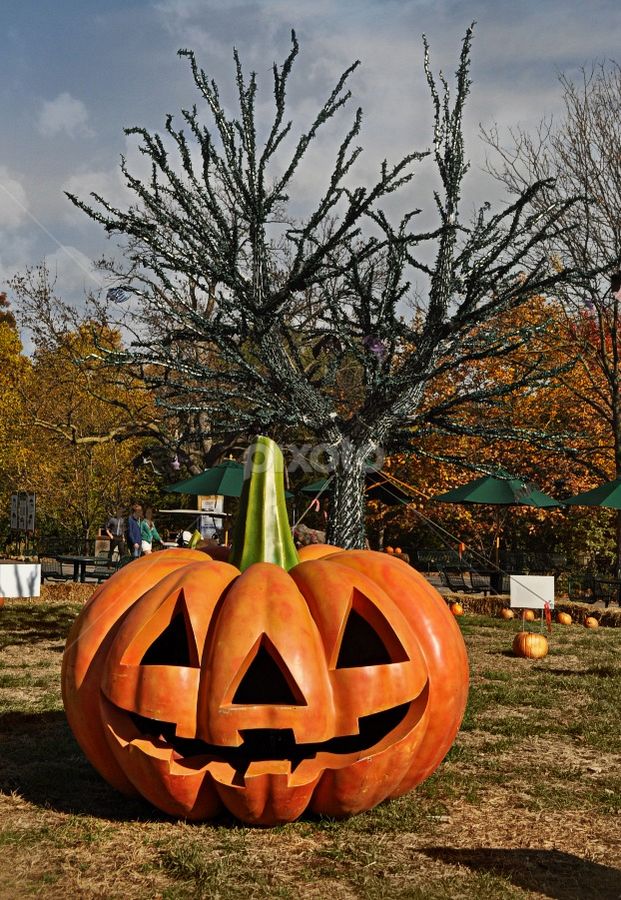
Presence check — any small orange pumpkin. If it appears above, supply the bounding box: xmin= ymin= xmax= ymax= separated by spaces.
xmin=556 ymin=611 xmax=572 ymax=625
xmin=584 ymin=616 xmax=599 ymax=629
xmin=523 ymin=609 xmax=536 ymax=622
xmin=62 ymin=438 xmax=469 ymax=826
xmin=450 ymin=602 xmax=464 ymax=617
xmin=296 ymin=543 xmax=342 ymax=562
xmin=512 ymin=632 xmax=548 ymax=659
xmin=394 ymin=547 xmax=403 ymax=555
xmin=384 ymin=546 xmax=395 ymax=554
xmin=499 ymin=608 xmax=514 ymax=620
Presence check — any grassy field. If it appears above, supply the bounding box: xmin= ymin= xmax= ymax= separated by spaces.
xmin=1 ymin=596 xmax=620 ymax=899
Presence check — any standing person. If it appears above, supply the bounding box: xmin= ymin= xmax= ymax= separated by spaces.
xmin=140 ymin=507 xmax=161 ymax=555
xmin=128 ymin=504 xmax=143 ymax=558
xmin=105 ymin=508 xmax=126 ymax=561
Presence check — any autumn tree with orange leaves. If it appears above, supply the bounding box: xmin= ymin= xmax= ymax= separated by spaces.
xmin=0 ymin=295 xmax=161 ymax=550
xmin=371 ymin=296 xmax=615 ymax=567
xmin=484 ymin=61 xmax=621 ymax=572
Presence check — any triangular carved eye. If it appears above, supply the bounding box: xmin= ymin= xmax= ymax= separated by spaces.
xmin=230 ymin=636 xmax=306 ymax=706
xmin=140 ymin=597 xmax=199 ymax=668
xmin=335 ymin=592 xmax=409 ymax=668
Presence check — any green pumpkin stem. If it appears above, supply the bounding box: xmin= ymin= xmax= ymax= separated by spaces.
xmin=229 ymin=436 xmax=299 ymax=572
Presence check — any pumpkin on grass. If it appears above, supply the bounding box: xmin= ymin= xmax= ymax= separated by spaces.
xmin=556 ymin=611 xmax=572 ymax=625
xmin=512 ymin=631 xmax=549 ymax=659
xmin=499 ymin=608 xmax=514 ymax=620
xmin=450 ymin=602 xmax=464 ymax=617
xmin=62 ymin=437 xmax=468 ymax=826
xmin=584 ymin=616 xmax=599 ymax=629
xmin=522 ymin=609 xmax=536 ymax=622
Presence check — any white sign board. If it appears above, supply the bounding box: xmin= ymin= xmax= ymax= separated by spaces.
xmin=0 ymin=562 xmax=41 ymax=598
xmin=510 ymin=575 xmax=555 ymax=610
xmin=199 ymin=494 xmax=225 ymax=539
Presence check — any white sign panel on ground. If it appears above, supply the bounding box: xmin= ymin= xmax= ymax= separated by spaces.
xmin=0 ymin=562 xmax=41 ymax=597
xmin=510 ymin=575 xmax=555 ymax=609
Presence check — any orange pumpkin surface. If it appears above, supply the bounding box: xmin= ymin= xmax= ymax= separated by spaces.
xmin=522 ymin=609 xmax=536 ymax=622
xmin=584 ymin=616 xmax=599 ymax=628
xmin=556 ymin=611 xmax=572 ymax=625
xmin=450 ymin=602 xmax=464 ymax=617
xmin=499 ymin=608 xmax=514 ymax=620
xmin=62 ymin=549 xmax=468 ymax=825
xmin=62 ymin=439 xmax=468 ymax=826
xmin=512 ymin=631 xmax=548 ymax=659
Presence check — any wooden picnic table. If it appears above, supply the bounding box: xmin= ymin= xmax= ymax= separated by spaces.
xmin=55 ymin=555 xmax=97 ymax=583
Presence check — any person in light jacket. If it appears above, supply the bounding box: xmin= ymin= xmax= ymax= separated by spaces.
xmin=140 ymin=507 xmax=161 ymax=554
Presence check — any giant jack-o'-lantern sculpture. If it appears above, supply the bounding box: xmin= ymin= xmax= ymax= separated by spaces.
xmin=62 ymin=438 xmax=469 ymax=825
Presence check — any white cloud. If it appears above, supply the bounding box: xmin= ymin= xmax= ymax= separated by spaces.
xmin=38 ymin=92 xmax=94 ymax=138
xmin=42 ymin=245 xmax=103 ymax=296
xmin=0 ymin=167 xmax=31 ymax=231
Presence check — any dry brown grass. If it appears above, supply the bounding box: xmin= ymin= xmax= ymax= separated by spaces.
xmin=1 ymin=594 xmax=620 ymax=899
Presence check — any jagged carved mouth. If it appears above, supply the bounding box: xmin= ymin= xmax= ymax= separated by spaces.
xmin=128 ymin=701 xmax=412 ymax=774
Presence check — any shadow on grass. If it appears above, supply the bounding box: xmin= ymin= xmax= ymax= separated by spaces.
xmin=422 ymin=847 xmax=621 ymax=900
xmin=0 ymin=710 xmax=242 ymax=828
xmin=0 ymin=709 xmax=157 ymax=821
xmin=0 ymin=603 xmax=78 ymax=650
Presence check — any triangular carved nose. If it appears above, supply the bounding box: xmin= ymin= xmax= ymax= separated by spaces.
xmin=231 ymin=636 xmax=307 ymax=706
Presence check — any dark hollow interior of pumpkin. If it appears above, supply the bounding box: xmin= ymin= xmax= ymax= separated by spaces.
xmin=128 ymin=701 xmax=411 ymax=774
xmin=139 ymin=603 xmax=408 ymax=676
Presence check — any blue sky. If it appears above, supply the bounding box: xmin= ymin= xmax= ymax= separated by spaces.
xmin=1 ymin=0 xmax=621 ymax=320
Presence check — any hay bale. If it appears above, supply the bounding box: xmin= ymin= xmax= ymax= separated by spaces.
xmin=440 ymin=591 xmax=621 ymax=627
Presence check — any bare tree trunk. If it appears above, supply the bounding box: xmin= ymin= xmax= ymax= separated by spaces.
xmin=326 ymin=446 xmax=367 ymax=549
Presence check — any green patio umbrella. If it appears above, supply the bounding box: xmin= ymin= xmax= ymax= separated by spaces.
xmin=563 ymin=477 xmax=621 ymax=580
xmin=433 ymin=474 xmax=561 ymax=508
xmin=433 ymin=474 xmax=561 ymax=569
xmin=166 ymin=460 xmax=245 ymax=497
xmin=562 ymin=477 xmax=621 ymax=508
xmin=166 ymin=459 xmax=293 ymax=500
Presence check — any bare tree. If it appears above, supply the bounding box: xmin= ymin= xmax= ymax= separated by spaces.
xmin=483 ymin=61 xmax=621 ymax=570
xmin=16 ymin=27 xmax=588 ymax=548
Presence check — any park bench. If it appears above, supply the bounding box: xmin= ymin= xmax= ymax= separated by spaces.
xmin=39 ymin=557 xmax=72 ymax=582
xmin=567 ymin=574 xmax=621 ymax=607
xmin=469 ymin=571 xmax=492 ymax=595
xmin=440 ymin=569 xmax=476 ymax=594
